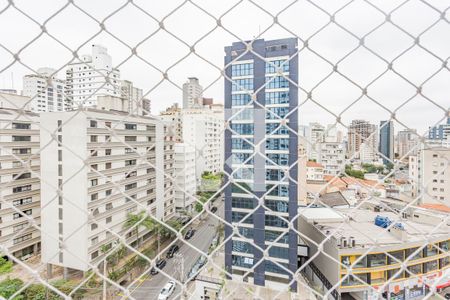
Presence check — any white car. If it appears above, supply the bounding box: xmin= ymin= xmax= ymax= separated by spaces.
xmin=158 ymin=280 xmax=176 ymax=300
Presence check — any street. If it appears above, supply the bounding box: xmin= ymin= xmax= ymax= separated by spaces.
xmin=126 ymin=199 xmax=224 ymax=300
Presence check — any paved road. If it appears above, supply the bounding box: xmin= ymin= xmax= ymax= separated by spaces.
xmin=127 ymin=199 xmax=224 ymax=300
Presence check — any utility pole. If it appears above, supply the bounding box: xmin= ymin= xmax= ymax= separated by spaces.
xmin=103 ymin=260 xmax=107 ymax=300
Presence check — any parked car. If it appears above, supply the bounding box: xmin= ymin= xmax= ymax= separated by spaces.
xmin=187 ymin=255 xmax=207 ymax=280
xmin=166 ymin=244 xmax=180 ymax=258
xmin=444 ymin=293 xmax=450 ymax=300
xmin=179 ymin=216 xmax=192 ymax=225
xmin=211 ymin=206 xmax=218 ymax=213
xmin=150 ymin=259 xmax=166 ymax=275
xmin=158 ymin=280 xmax=176 ymax=300
xmin=184 ymin=228 xmax=195 ymax=240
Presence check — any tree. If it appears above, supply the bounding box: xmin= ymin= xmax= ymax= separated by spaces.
xmin=0 ymin=278 xmax=24 ymax=299
xmin=124 ymin=212 xmax=156 ymax=248
xmin=0 ymin=256 xmax=13 ymax=275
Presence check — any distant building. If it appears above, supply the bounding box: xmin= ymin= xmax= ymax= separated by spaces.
xmin=409 ymin=147 xmax=450 ymax=205
xmin=0 ymin=108 xmax=41 ymax=260
xmin=142 ymin=98 xmax=151 ymax=115
xmin=306 ymin=161 xmax=325 ymax=182
xmin=65 ymin=45 xmax=120 ymax=108
xmin=428 ymin=117 xmax=450 ymax=141
xmin=316 ymin=125 xmax=346 ymax=176
xmin=160 ymin=105 xmax=224 ymax=183
xmin=120 ymin=80 xmax=144 ymax=115
xmin=347 ymin=120 xmax=378 ymax=162
xmin=22 ymin=68 xmax=68 ymax=112
xmin=173 ymin=143 xmax=197 ymax=213
xmin=182 ymin=77 xmax=203 ymax=109
xmin=40 ymin=108 xmax=175 ymax=273
xmin=396 ymin=129 xmax=418 ymax=159
xmin=0 ymin=92 xmax=31 ymax=110
xmin=379 ymin=120 xmax=394 ymax=165
xmin=308 ymin=122 xmax=325 ymax=161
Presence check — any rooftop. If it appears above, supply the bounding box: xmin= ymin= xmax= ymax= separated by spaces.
xmin=306 ymin=161 xmax=324 ymax=168
xmin=300 ymin=206 xmax=449 ymax=249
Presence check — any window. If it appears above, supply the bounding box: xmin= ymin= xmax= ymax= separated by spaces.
xmin=125 ymin=148 xmax=135 ymax=153
xmin=90 ymin=135 xmax=98 ymax=142
xmin=91 ymin=164 xmax=98 ymax=171
xmin=90 ymin=150 xmax=98 ymax=157
xmin=265 ymin=76 xmax=289 ymax=89
xmin=231 ymin=94 xmax=252 ymax=106
xmin=12 ymin=148 xmax=31 ymax=155
xmin=91 ymin=193 xmax=98 ymax=201
xmin=125 ymin=136 xmax=137 ymax=142
xmin=368 ymin=253 xmax=386 ymax=267
xmin=231 ymin=78 xmax=253 ymax=91
xmin=91 ymin=237 xmax=98 ymax=245
xmin=13 ymin=234 xmax=32 ymax=245
xmin=125 ymin=183 xmax=137 ymax=190
xmin=12 ymin=136 xmax=31 ymax=142
xmin=105 ymin=203 xmax=113 ymax=210
xmin=12 ymin=123 xmax=31 ymax=130
xmin=265 ymin=59 xmax=289 ymax=73
xmin=105 ymin=189 xmax=112 ymax=196
xmin=91 ymin=251 xmax=98 ymax=259
xmin=91 ymin=223 xmax=98 ymax=230
xmin=105 ymin=162 xmax=112 ymax=169
xmin=125 ymin=171 xmax=137 ymax=178
xmin=13 ymin=185 xmax=32 ymax=193
xmin=91 ymin=179 xmax=98 ymax=186
xmin=231 ymin=63 xmax=253 ymax=77
xmin=125 ymin=159 xmax=136 ymax=166
xmin=125 ymin=123 xmax=137 ymax=130
xmin=90 ymin=120 xmax=97 ymax=128
xmin=13 ymin=197 xmax=32 ymax=206
xmin=13 ymin=173 xmax=31 ymax=180
xmin=105 ymin=149 xmax=111 ymax=155
xmin=106 ymin=216 xmax=112 ymax=223
xmin=105 ymin=121 xmax=111 ymax=128
xmin=265 ymin=91 xmax=289 ymax=104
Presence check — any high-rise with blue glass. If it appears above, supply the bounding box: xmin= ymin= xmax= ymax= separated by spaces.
xmin=379 ymin=120 xmax=394 ymax=165
xmin=224 ymin=38 xmax=299 ymax=289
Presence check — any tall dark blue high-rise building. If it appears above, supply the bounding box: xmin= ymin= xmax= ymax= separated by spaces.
xmin=224 ymin=38 xmax=298 ymax=289
xmin=379 ymin=120 xmax=394 ymax=165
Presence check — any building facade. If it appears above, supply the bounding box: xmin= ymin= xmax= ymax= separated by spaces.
xmin=224 ymin=38 xmax=299 ymax=289
xmin=428 ymin=117 xmax=450 ymax=141
xmin=299 ymin=205 xmax=450 ymax=300
xmin=160 ymin=106 xmax=224 ymax=184
xmin=65 ymin=45 xmax=121 ymax=108
xmin=347 ymin=120 xmax=378 ymax=163
xmin=182 ymin=77 xmax=203 ymax=109
xmin=0 ymin=108 xmax=41 ymax=259
xmin=409 ymin=147 xmax=450 ymax=205
xmin=173 ymin=143 xmax=197 ymax=213
xmin=379 ymin=120 xmax=394 ymax=165
xmin=396 ymin=129 xmax=418 ymax=160
xmin=39 ymin=109 xmax=174 ymax=272
xmin=22 ymin=68 xmax=69 ymax=112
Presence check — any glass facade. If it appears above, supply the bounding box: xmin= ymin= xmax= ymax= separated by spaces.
xmin=225 ymin=38 xmax=298 ymax=287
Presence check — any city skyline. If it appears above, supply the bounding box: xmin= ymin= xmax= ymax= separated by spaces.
xmin=0 ymin=1 xmax=449 ymax=134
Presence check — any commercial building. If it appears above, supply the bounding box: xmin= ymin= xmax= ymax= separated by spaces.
xmin=0 ymin=108 xmax=41 ymax=259
xmin=224 ymin=38 xmax=299 ymax=289
xmin=409 ymin=147 xmax=450 ymax=205
xmin=39 ymin=108 xmax=175 ymax=272
xmin=173 ymin=143 xmax=197 ymax=213
xmin=160 ymin=105 xmax=224 ymax=184
xmin=379 ymin=120 xmax=394 ymax=165
xmin=65 ymin=45 xmax=121 ymax=108
xmin=299 ymin=205 xmax=450 ymax=300
xmin=182 ymin=77 xmax=203 ymax=109
xmin=22 ymin=68 xmax=69 ymax=112
xmin=347 ymin=120 xmax=378 ymax=163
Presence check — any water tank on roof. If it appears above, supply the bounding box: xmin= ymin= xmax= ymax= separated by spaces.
xmin=374 ymin=215 xmax=392 ymax=228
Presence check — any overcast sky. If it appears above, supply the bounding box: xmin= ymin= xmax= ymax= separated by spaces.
xmin=0 ymin=0 xmax=449 ymax=134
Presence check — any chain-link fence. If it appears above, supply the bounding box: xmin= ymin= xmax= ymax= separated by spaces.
xmin=0 ymin=0 xmax=449 ymax=299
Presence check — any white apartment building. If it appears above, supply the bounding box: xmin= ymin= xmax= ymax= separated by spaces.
xmin=40 ymin=109 xmax=175 ymax=272
xmin=174 ymin=143 xmax=197 ymax=212
xmin=182 ymin=77 xmax=203 ymax=109
xmin=120 ymin=80 xmax=148 ymax=115
xmin=22 ymin=68 xmax=68 ymax=112
xmin=396 ymin=129 xmax=418 ymax=160
xmin=0 ymin=92 xmax=31 ymax=110
xmin=306 ymin=161 xmax=325 ymax=182
xmin=307 ymin=122 xmax=325 ymax=161
xmin=316 ymin=125 xmax=346 ymax=175
xmin=409 ymin=147 xmax=450 ymax=205
xmin=161 ymin=106 xmax=224 ymax=184
xmin=65 ymin=45 xmax=120 ymax=108
xmin=0 ymin=108 xmax=41 ymax=259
